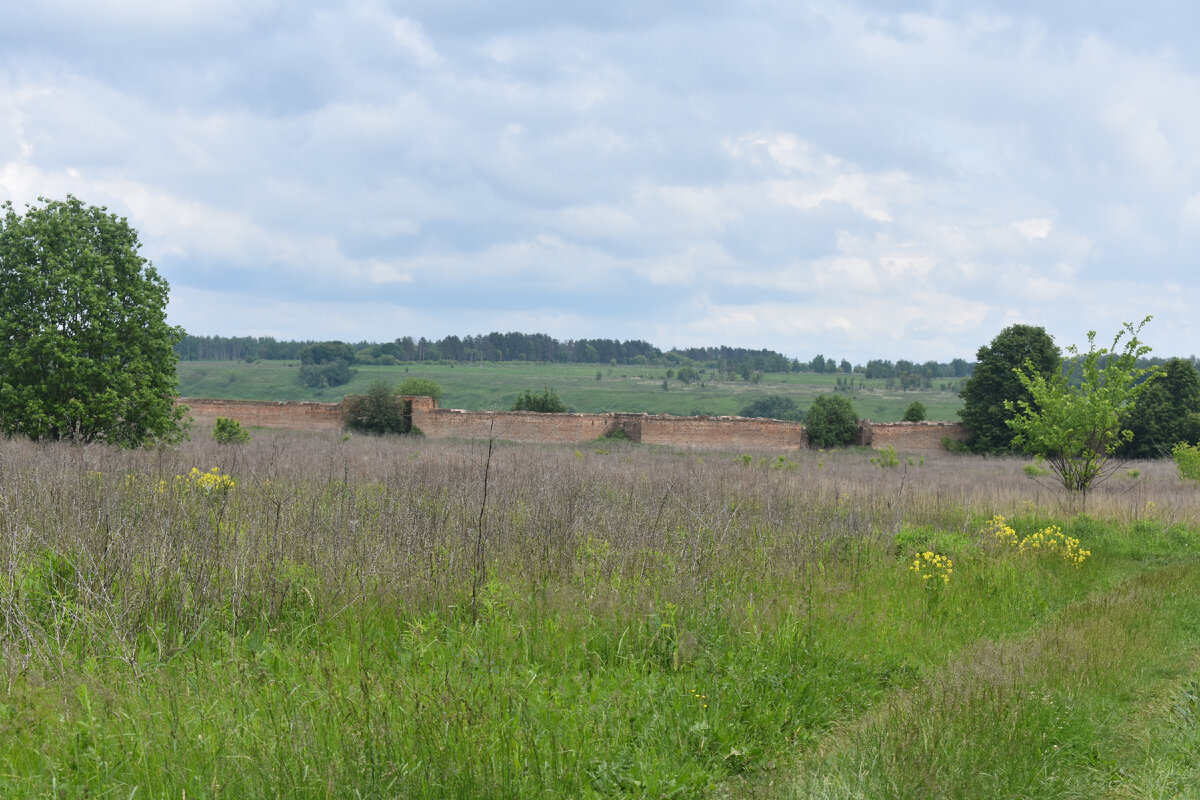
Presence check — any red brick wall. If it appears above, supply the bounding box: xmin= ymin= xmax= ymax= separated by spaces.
xmin=182 ymin=397 xmax=968 ymax=452
xmin=414 ymin=408 xmax=612 ymax=443
xmin=182 ymin=398 xmax=344 ymax=431
xmin=638 ymin=414 xmax=806 ymax=450
xmin=860 ymin=420 xmax=968 ymax=452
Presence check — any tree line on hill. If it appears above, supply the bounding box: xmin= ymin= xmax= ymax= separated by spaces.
xmin=175 ymin=332 xmax=974 ymax=380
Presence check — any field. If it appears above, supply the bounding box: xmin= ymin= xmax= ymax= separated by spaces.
xmin=176 ymin=360 xmax=966 ymax=422
xmin=2 ymin=430 xmax=1199 ymax=798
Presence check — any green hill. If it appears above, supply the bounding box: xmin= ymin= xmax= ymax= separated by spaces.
xmin=177 ymin=360 xmax=964 ymax=422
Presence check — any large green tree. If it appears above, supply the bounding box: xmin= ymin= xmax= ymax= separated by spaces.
xmin=0 ymin=196 xmax=186 ymax=447
xmin=959 ymin=324 xmax=1059 ymax=453
xmin=1121 ymin=357 xmax=1200 ymax=458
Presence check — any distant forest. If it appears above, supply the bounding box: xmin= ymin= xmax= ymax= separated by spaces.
xmin=176 ymin=332 xmax=975 ymax=381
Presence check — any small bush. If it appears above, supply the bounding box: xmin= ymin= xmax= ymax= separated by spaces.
xmin=395 ymin=377 xmax=443 ymax=402
xmin=806 ymin=395 xmax=858 ymax=448
xmin=211 ymin=417 xmax=251 ymax=444
xmin=512 ymin=387 xmax=568 ymax=413
xmin=871 ymin=444 xmax=900 ymax=468
xmin=942 ymin=436 xmax=971 ymax=454
xmin=343 ymin=380 xmax=410 ymax=435
xmin=1173 ymin=441 xmax=1200 ymax=482
xmin=902 ymin=401 xmax=927 ymax=422
xmin=740 ymin=395 xmax=804 ymax=421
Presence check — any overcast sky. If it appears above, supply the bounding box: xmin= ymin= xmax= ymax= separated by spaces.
xmin=3 ymin=1 xmax=1199 ymax=363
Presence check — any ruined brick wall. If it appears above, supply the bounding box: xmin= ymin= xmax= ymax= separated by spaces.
xmin=638 ymin=415 xmax=806 ymax=450
xmin=415 ymin=408 xmax=613 ymax=443
xmin=182 ymin=398 xmax=344 ymax=431
xmin=861 ymin=420 xmax=969 ymax=452
xmin=182 ymin=397 xmax=967 ymax=452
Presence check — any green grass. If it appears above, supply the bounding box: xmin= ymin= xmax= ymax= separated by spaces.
xmin=2 ymin=434 xmax=1199 ymax=797
xmin=177 ymin=360 xmax=965 ymax=421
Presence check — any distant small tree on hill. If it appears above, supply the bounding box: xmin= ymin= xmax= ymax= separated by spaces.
xmin=299 ymin=341 xmax=355 ymax=388
xmin=903 ymin=402 xmax=927 ymax=422
xmin=396 ymin=377 xmax=443 ymax=402
xmin=740 ymin=395 xmax=804 ymax=421
xmin=512 ymin=387 xmax=568 ymax=413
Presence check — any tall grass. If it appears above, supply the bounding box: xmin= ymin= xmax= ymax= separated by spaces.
xmin=0 ymin=432 xmax=1197 ymax=798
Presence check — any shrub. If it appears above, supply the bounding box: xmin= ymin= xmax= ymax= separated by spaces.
xmin=739 ymin=395 xmax=804 ymax=421
xmin=512 ymin=387 xmax=568 ymax=413
xmin=1173 ymin=441 xmax=1200 ymax=482
xmin=395 ymin=377 xmax=443 ymax=402
xmin=343 ymin=380 xmax=410 ymax=435
xmin=806 ymin=395 xmax=858 ymax=448
xmin=902 ymin=401 xmax=927 ymax=422
xmin=942 ymin=436 xmax=971 ymax=454
xmin=211 ymin=417 xmax=250 ymax=445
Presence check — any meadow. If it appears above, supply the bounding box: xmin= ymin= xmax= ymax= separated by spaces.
xmin=176 ymin=360 xmax=965 ymax=422
xmin=2 ymin=430 xmax=1199 ymax=798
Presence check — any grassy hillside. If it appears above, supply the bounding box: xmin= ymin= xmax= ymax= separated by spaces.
xmin=177 ymin=360 xmax=965 ymax=422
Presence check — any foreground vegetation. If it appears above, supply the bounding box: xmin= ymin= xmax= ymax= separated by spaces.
xmin=2 ymin=432 xmax=1199 ymax=798
xmin=177 ymin=359 xmax=964 ymax=421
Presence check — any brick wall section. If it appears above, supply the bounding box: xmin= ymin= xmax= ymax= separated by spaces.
xmin=860 ymin=420 xmax=969 ymax=452
xmin=182 ymin=398 xmax=344 ymax=431
xmin=414 ymin=408 xmax=612 ymax=443
xmin=183 ymin=397 xmax=968 ymax=452
xmin=637 ymin=414 xmax=807 ymax=450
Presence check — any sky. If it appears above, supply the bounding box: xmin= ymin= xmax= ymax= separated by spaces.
xmin=2 ymin=1 xmax=1199 ymax=364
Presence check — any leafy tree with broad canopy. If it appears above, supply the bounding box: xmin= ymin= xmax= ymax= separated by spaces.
xmin=1007 ymin=318 xmax=1159 ymax=500
xmin=806 ymin=394 xmax=858 ymax=448
xmin=0 ymin=196 xmax=186 ymax=447
xmin=959 ymin=324 xmax=1060 ymax=453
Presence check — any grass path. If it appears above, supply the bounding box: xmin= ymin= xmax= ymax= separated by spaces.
xmin=771 ymin=563 xmax=1200 ymax=799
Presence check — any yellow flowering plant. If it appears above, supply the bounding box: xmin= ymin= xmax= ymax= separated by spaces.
xmin=910 ymin=550 xmax=953 ymax=616
xmin=981 ymin=514 xmax=1090 ymax=567
xmin=155 ymin=467 xmax=236 ymax=499
xmin=910 ymin=551 xmax=953 ymax=584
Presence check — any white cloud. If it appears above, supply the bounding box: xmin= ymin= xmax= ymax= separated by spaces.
xmin=3 ymin=1 xmax=1199 ymax=360
xmin=1010 ymin=217 xmax=1052 ymax=241
xmin=392 ymin=18 xmax=442 ymax=67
